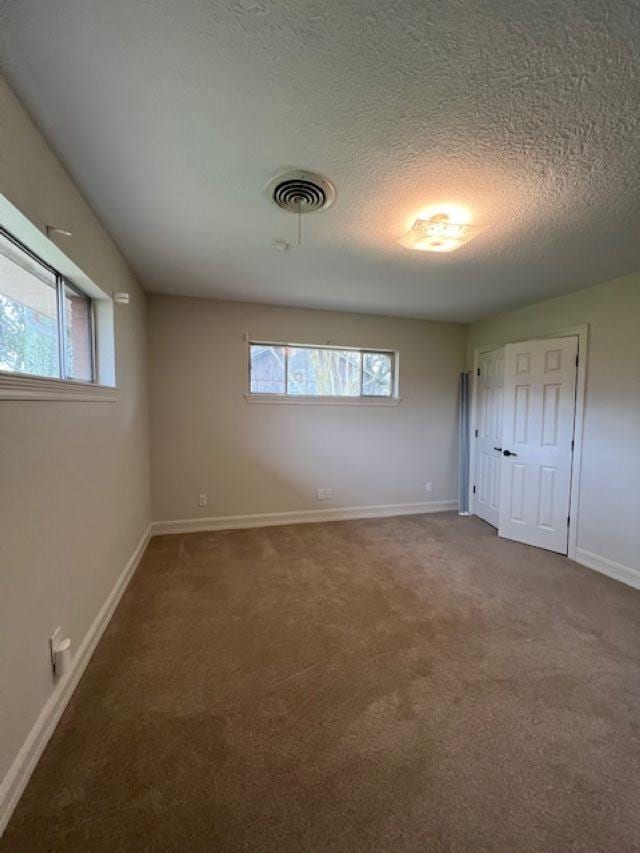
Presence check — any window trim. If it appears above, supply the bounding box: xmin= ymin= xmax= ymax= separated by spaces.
xmin=0 ymin=370 xmax=116 ymax=401
xmin=246 ymin=339 xmax=401 ymax=404
xmin=244 ymin=393 xmax=402 ymax=407
xmin=0 ymin=225 xmax=114 ymax=400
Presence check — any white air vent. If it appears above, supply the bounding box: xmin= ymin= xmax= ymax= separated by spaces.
xmin=266 ymin=170 xmax=336 ymax=213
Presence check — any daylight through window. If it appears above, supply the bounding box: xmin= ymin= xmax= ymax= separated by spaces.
xmin=0 ymin=228 xmax=95 ymax=382
xmin=249 ymin=343 xmax=395 ymax=398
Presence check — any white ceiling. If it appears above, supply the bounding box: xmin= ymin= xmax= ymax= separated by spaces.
xmin=1 ymin=0 xmax=640 ymax=322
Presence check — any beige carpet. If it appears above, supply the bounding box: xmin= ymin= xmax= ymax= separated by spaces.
xmin=2 ymin=513 xmax=640 ymax=852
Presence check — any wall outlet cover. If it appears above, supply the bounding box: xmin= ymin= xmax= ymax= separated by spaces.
xmin=49 ymin=627 xmax=62 ymax=669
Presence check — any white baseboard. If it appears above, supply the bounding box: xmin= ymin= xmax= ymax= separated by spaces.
xmin=151 ymin=500 xmax=459 ymax=536
xmin=0 ymin=524 xmax=151 ymax=837
xmin=575 ymin=548 xmax=640 ymax=591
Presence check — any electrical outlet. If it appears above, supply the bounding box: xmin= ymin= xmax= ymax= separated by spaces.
xmin=316 ymin=488 xmax=326 ymax=501
xmin=198 ymin=493 xmax=208 ymax=508
xmin=325 ymin=488 xmax=333 ymax=500
xmin=425 ymin=481 xmax=433 ymax=493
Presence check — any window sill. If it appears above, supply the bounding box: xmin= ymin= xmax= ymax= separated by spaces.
xmin=0 ymin=372 xmax=117 ymax=402
xmin=244 ymin=394 xmax=402 ymax=406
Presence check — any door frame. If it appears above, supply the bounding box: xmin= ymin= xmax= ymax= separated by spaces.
xmin=468 ymin=324 xmax=588 ymax=560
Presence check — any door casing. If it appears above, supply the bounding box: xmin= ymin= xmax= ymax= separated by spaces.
xmin=469 ymin=324 xmax=588 ymax=560
xmin=474 ymin=347 xmax=505 ymax=528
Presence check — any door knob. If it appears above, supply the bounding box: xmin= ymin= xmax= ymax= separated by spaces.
xmin=503 ymin=449 xmax=518 ymax=457
xmin=493 ymin=446 xmax=502 ymax=452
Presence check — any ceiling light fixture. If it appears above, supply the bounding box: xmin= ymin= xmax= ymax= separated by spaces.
xmin=398 ymin=211 xmax=476 ymax=253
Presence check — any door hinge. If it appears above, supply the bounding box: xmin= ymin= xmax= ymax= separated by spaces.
xmin=473 ymin=485 xmax=476 ymax=494
xmin=571 ymin=439 xmax=575 ymax=451
xmin=474 ymin=429 xmax=478 ymax=438
xmin=477 ymin=367 xmax=481 ymax=376
xmin=575 ymin=354 xmax=579 ymax=367
xmin=567 ymin=515 xmax=571 ymax=526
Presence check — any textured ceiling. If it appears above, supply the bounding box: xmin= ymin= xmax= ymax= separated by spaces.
xmin=1 ymin=0 xmax=640 ymax=321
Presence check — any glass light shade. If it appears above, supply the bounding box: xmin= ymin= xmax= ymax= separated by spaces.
xmin=398 ymin=213 xmax=476 ymax=252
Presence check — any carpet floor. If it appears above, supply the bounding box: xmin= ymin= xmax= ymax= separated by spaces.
xmin=2 ymin=513 xmax=640 ymax=852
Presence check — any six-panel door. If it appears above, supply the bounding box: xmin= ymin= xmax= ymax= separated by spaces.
xmin=497 ymin=337 xmax=578 ymax=554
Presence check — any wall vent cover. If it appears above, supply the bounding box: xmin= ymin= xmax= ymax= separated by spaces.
xmin=266 ymin=170 xmax=336 ymax=213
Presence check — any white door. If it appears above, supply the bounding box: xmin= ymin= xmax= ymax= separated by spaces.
xmin=498 ymin=336 xmax=578 ymax=554
xmin=475 ymin=347 xmax=505 ymax=527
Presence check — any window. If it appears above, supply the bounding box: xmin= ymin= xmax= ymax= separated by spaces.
xmin=249 ymin=342 xmax=396 ymax=399
xmin=0 ymin=228 xmax=94 ymax=382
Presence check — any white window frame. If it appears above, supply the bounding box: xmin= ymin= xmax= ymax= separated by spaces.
xmin=0 ymin=195 xmax=117 ymax=401
xmin=1 ymin=226 xmax=97 ymax=381
xmin=245 ymin=340 xmax=401 ymax=406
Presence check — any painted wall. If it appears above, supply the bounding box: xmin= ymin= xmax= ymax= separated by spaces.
xmin=467 ymin=272 xmax=640 ymax=576
xmin=148 ymin=295 xmax=466 ymax=522
xmin=0 ymin=79 xmax=150 ymax=795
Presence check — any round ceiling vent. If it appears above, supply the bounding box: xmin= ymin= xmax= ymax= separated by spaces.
xmin=266 ymin=170 xmax=336 ymax=213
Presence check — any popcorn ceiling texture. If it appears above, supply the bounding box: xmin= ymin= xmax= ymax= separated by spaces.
xmin=1 ymin=0 xmax=640 ymax=320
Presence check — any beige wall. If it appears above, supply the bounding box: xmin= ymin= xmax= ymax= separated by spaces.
xmin=149 ymin=295 xmax=466 ymax=522
xmin=0 ymin=79 xmax=150 ymax=788
xmin=467 ymin=272 xmax=640 ymax=574
xmin=2 ymin=64 xmax=638 ymax=829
